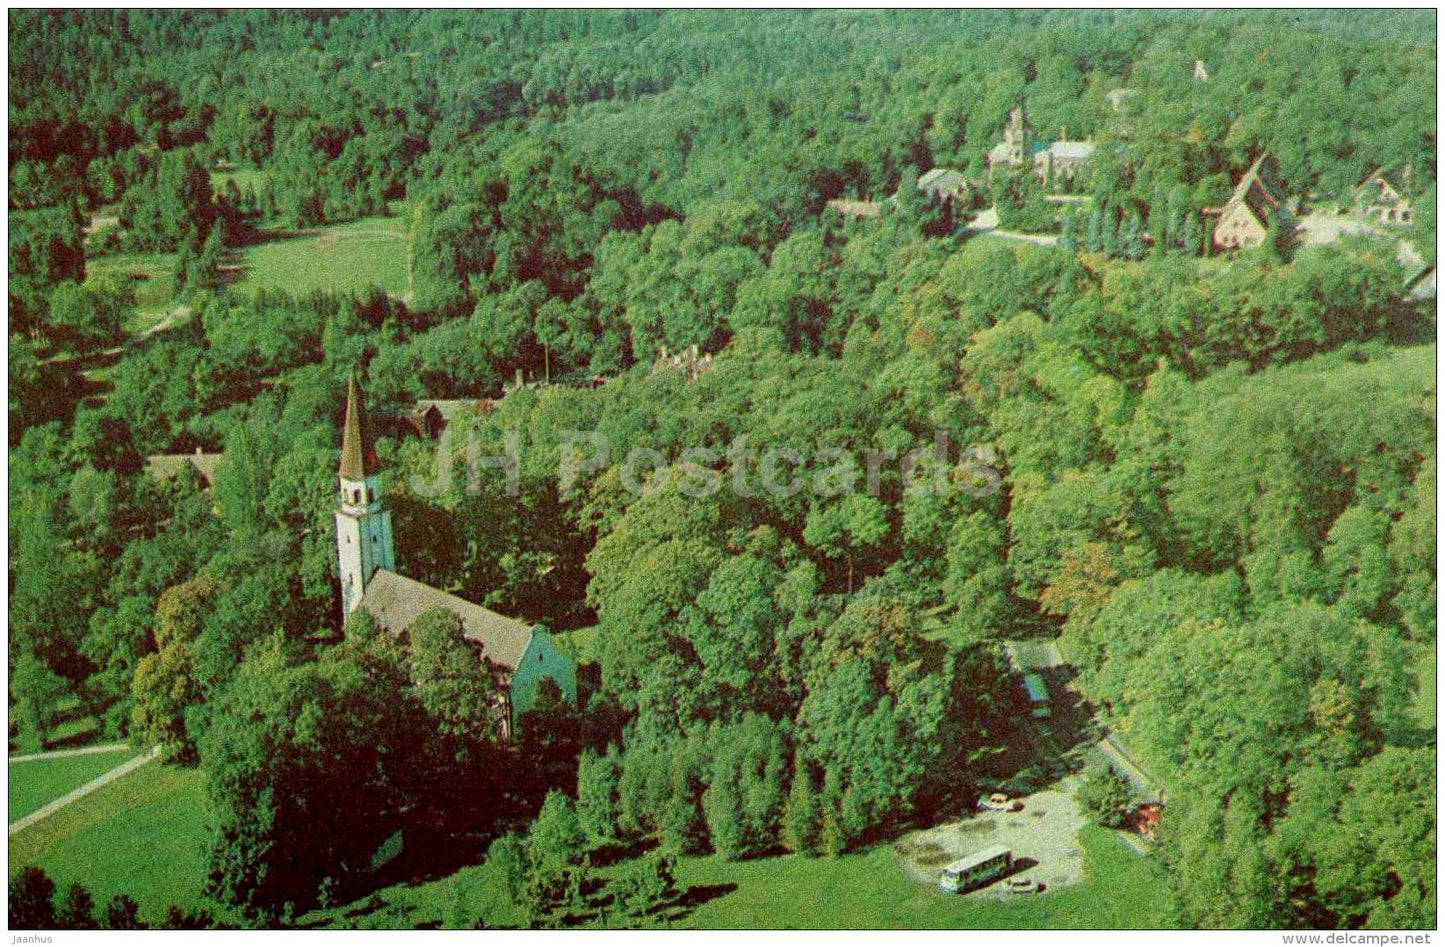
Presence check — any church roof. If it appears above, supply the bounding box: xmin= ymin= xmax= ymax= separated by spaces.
xmin=359 ymin=569 xmax=537 ymax=670
xmin=340 ymin=374 xmax=377 ymax=481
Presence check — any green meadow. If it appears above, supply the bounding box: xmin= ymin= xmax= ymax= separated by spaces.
xmin=7 ymin=762 xmax=221 ymax=925
xmin=209 ymin=167 xmax=268 ymax=194
xmin=8 ymin=748 xmax=137 ymax=820
xmin=84 ymin=215 xmax=408 ymax=341
xmin=235 ymin=217 xmax=409 ymax=299
xmin=305 ymin=823 xmax=1170 ymax=929
xmin=86 ymin=251 xmax=179 ymax=333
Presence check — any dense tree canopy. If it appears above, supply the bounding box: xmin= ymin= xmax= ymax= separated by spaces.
xmin=7 ymin=8 xmax=1435 ymax=931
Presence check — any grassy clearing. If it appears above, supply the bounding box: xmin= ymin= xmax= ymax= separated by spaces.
xmin=8 ymin=748 xmax=137 ymax=820
xmin=21 ymin=759 xmax=1169 ymax=930
xmin=234 ymin=217 xmax=408 ymax=298
xmin=673 ymin=826 xmax=1171 ymax=929
xmin=7 ymin=762 xmax=222 ymax=925
xmin=86 ymin=251 xmax=178 ymax=332
xmin=9 ymin=697 xmax=105 ymax=756
xmin=311 ymin=822 xmax=1170 ymax=930
xmin=210 ymin=167 xmax=268 ymax=194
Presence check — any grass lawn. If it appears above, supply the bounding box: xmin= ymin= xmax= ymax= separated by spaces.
xmin=234 ymin=217 xmax=408 ymax=298
xmin=7 ymin=762 xmax=224 ymax=926
xmin=211 ymin=167 xmax=268 ymax=194
xmin=86 ymin=251 xmax=179 ymax=333
xmin=311 ymin=823 xmax=1171 ymax=930
xmin=9 ymin=748 xmax=137 ymax=820
xmin=673 ymin=826 xmax=1172 ymax=929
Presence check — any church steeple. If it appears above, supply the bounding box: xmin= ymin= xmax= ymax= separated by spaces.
xmin=335 ymin=374 xmax=395 ymax=617
xmin=339 ymin=373 xmax=376 ymax=481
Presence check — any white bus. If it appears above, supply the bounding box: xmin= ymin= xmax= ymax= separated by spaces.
xmin=938 ymin=845 xmax=1013 ymax=893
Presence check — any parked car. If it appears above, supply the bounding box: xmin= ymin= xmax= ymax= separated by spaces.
xmin=978 ymin=792 xmax=1025 ymax=813
xmin=1004 ymin=877 xmax=1039 ymax=894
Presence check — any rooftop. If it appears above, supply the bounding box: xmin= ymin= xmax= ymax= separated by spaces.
xmin=1041 ymin=141 xmax=1094 ymax=161
xmin=943 ymin=845 xmax=1012 ymax=873
xmin=144 ymin=451 xmax=223 ymax=486
xmin=918 ymin=167 xmax=970 ymax=192
xmin=359 ymin=569 xmax=537 ymax=670
xmin=825 ymin=198 xmax=882 ymax=220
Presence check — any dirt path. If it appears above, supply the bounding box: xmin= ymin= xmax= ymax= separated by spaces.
xmin=8 ymin=747 xmax=160 ymax=837
xmin=965 ymin=207 xmax=1062 ymax=246
xmin=39 ymin=303 xmax=193 ymax=371
xmin=8 ymin=742 xmax=131 ymax=764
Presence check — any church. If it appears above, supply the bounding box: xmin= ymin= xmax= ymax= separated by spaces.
xmin=987 ymin=104 xmax=1095 ymax=188
xmin=334 ymin=376 xmax=577 ymax=737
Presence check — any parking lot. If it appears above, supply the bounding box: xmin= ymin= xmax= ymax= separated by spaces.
xmin=893 ymin=779 xmax=1087 ymax=896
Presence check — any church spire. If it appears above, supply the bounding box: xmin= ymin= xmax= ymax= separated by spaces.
xmin=339 ymin=373 xmax=376 ymax=481
xmin=335 ymin=373 xmax=395 ymax=617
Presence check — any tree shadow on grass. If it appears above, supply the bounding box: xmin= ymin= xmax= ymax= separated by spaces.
xmin=651 ymin=883 xmax=739 ymax=925
xmin=45 ymin=727 xmax=102 ymax=751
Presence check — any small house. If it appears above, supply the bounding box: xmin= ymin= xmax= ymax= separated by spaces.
xmin=917 ymin=168 xmax=977 ymax=210
xmin=825 ymin=198 xmax=882 ymax=221
xmin=1212 ymin=154 xmax=1292 ymax=250
xmin=376 ymin=399 xmax=493 ymax=442
xmin=1354 ymin=168 xmax=1415 ymax=226
xmin=144 ymin=449 xmax=224 ymax=489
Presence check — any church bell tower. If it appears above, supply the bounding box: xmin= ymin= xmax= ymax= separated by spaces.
xmin=1003 ymin=104 xmax=1030 ymax=167
xmin=336 ymin=374 xmax=395 ymax=616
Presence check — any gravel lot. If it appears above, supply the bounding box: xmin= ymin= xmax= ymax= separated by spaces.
xmin=894 ymin=779 xmax=1086 ymax=895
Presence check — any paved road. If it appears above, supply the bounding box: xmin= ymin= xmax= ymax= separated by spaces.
xmin=1003 ymin=637 xmax=1162 ymax=801
xmin=9 ymin=742 xmax=131 ymax=764
xmin=1083 ymin=736 xmax=1159 ymax=800
xmin=8 ymin=746 xmax=160 ymax=837
xmin=1003 ymin=638 xmax=1065 ymax=673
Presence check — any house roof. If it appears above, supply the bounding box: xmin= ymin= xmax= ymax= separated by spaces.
xmin=918 ymin=168 xmax=970 ymax=193
xmin=1221 ymin=154 xmax=1290 ymax=228
xmin=359 ymin=569 xmax=537 ymax=670
xmin=1407 ymin=265 xmax=1436 ymax=302
xmin=340 ymin=374 xmax=377 ymax=481
xmin=1042 ymin=141 xmax=1094 ymax=161
xmin=943 ymin=846 xmax=1012 ymax=873
xmin=1356 ymin=167 xmax=1412 ymax=202
xmin=144 ymin=452 xmax=223 ymax=486
xmin=825 ymin=199 xmax=882 ymax=219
